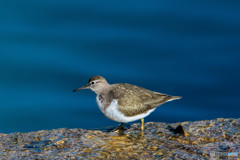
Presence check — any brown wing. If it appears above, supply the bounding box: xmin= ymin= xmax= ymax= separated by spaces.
xmin=111 ymin=83 xmax=174 ymax=117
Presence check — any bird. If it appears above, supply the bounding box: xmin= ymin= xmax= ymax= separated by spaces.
xmin=73 ymin=75 xmax=181 ymax=134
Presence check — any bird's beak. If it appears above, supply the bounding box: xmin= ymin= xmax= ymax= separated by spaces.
xmin=73 ymin=84 xmax=90 ymax=92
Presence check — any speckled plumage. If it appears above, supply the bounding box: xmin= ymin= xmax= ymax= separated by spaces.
xmin=99 ymin=83 xmax=179 ymax=117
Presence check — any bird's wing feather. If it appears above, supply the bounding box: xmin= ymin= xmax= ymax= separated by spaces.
xmin=111 ymin=84 xmax=172 ymax=117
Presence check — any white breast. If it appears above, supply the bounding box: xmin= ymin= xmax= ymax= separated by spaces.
xmin=96 ymin=95 xmax=155 ymax=123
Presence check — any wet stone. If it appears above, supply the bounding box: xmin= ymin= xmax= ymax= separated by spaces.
xmin=0 ymin=118 xmax=239 ymax=159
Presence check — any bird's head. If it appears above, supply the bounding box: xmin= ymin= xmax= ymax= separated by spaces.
xmin=73 ymin=75 xmax=110 ymax=94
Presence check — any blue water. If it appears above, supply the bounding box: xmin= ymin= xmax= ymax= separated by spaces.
xmin=0 ymin=1 xmax=239 ymax=133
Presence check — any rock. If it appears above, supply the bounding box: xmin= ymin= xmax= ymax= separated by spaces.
xmin=0 ymin=118 xmax=239 ymax=159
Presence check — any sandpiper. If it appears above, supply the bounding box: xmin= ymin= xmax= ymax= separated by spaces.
xmin=73 ymin=75 xmax=181 ymax=133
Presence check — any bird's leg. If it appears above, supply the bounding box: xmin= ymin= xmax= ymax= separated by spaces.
xmin=140 ymin=118 xmax=144 ymax=137
xmin=141 ymin=118 xmax=144 ymax=132
xmin=114 ymin=122 xmax=124 ymax=133
xmin=119 ymin=122 xmax=124 ymax=129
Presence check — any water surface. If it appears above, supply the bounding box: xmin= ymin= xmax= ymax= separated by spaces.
xmin=0 ymin=0 xmax=239 ymax=133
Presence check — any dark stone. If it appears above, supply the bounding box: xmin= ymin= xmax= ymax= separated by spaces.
xmin=168 ymin=125 xmax=185 ymax=135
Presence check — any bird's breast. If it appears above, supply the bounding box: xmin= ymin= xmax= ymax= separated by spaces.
xmin=96 ymin=95 xmax=105 ymax=114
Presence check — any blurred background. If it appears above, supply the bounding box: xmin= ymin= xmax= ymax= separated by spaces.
xmin=0 ymin=0 xmax=239 ymax=133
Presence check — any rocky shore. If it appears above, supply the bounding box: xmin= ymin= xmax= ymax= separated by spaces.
xmin=0 ymin=118 xmax=239 ymax=159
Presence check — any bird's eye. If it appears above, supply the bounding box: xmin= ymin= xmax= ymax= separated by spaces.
xmin=91 ymin=81 xmax=95 ymax=85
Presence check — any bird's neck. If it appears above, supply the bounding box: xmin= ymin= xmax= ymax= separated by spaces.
xmin=95 ymin=84 xmax=112 ymax=95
